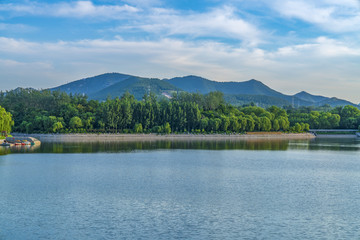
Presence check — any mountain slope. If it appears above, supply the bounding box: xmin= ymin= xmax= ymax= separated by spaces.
xmin=294 ymin=91 xmax=328 ymax=103
xmin=316 ymin=97 xmax=356 ymax=107
xmin=50 ymin=73 xmax=132 ymax=95
xmin=164 ymin=76 xmax=218 ymax=94
xmin=224 ymin=94 xmax=291 ymax=108
xmin=166 ymin=75 xmax=310 ymax=105
xmin=89 ymin=76 xmax=180 ymax=100
xmin=166 ymin=75 xmax=291 ymax=98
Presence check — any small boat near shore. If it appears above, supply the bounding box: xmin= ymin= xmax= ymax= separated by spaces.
xmin=1 ymin=141 xmax=11 ymax=147
xmin=2 ymin=137 xmax=41 ymax=146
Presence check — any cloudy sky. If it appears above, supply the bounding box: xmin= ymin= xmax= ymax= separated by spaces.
xmin=1 ymin=0 xmax=360 ymax=103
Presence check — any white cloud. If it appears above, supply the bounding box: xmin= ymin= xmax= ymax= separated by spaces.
xmin=0 ymin=1 xmax=139 ymax=19
xmin=269 ymin=0 xmax=360 ymax=32
xmin=114 ymin=6 xmax=263 ymax=46
xmin=274 ymin=37 xmax=360 ymax=58
xmin=0 ymin=2 xmax=261 ymax=45
xmin=122 ymin=0 xmax=162 ymax=7
xmin=0 ymin=22 xmax=37 ymax=32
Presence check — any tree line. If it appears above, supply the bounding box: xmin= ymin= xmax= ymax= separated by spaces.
xmin=0 ymin=89 xmax=359 ymax=134
xmin=287 ymin=105 xmax=360 ymax=129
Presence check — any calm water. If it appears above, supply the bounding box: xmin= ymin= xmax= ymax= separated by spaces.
xmin=1 ymin=138 xmax=360 ymax=239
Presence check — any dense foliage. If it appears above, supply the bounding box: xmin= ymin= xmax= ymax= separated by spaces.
xmin=0 ymin=105 xmax=14 ymax=134
xmin=287 ymin=105 xmax=360 ymax=129
xmin=0 ymin=89 xmax=358 ymax=134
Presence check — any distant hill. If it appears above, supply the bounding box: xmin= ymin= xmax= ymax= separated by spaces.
xmin=50 ymin=73 xmax=132 ymax=96
xmin=315 ymin=97 xmax=356 ymax=107
xmin=89 ymin=76 xmax=180 ymax=100
xmin=166 ymin=76 xmax=287 ymax=97
xmin=165 ymin=76 xmax=312 ymax=106
xmin=294 ymin=91 xmax=328 ymax=103
xmin=224 ymin=94 xmax=291 ymax=108
xmin=48 ymin=72 xmax=358 ymax=108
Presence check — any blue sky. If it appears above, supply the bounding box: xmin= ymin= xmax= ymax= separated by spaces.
xmin=1 ymin=0 xmax=360 ymax=103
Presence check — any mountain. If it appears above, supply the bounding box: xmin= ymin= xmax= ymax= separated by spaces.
xmin=224 ymin=94 xmax=291 ymax=108
xmin=316 ymin=97 xmax=356 ymax=107
xmin=50 ymin=73 xmax=132 ymax=96
xmin=89 ymin=76 xmax=180 ymax=100
xmin=166 ymin=76 xmax=285 ymax=97
xmin=49 ymin=72 xmax=358 ymax=108
xmin=166 ymin=76 xmax=360 ymax=108
xmin=165 ymin=75 xmax=313 ymax=106
xmin=294 ymin=91 xmax=328 ymax=103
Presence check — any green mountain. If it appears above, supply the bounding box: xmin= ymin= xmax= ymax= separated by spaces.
xmin=165 ymin=75 xmax=312 ymax=106
xmin=49 ymin=72 xmax=357 ymax=108
xmin=224 ymin=94 xmax=291 ymax=108
xmin=315 ymin=97 xmax=356 ymax=107
xmin=89 ymin=76 xmax=180 ymax=100
xmin=166 ymin=76 xmax=284 ymax=97
xmin=50 ymin=73 xmax=132 ymax=96
xmin=294 ymin=91 xmax=328 ymax=103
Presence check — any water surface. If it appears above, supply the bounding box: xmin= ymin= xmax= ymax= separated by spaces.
xmin=1 ymin=138 xmax=360 ymax=239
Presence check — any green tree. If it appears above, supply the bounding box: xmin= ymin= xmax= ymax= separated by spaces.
xmin=260 ymin=117 xmax=272 ymax=131
xmin=0 ymin=106 xmax=14 ymax=133
xmin=69 ymin=116 xmax=83 ymax=129
xmin=134 ymin=123 xmax=143 ymax=133
xmin=52 ymin=122 xmax=64 ymax=133
xmin=294 ymin=123 xmax=302 ymax=132
xmin=163 ymin=122 xmax=171 ymax=134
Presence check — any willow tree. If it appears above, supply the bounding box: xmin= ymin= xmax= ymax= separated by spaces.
xmin=0 ymin=106 xmax=14 ymax=134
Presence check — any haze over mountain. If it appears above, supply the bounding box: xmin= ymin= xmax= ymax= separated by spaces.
xmin=49 ymin=73 xmax=357 ymax=108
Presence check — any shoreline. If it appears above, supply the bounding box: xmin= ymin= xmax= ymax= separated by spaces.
xmin=315 ymin=134 xmax=357 ymax=139
xmin=12 ymin=133 xmax=316 ymax=142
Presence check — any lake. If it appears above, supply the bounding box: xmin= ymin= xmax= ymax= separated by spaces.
xmin=1 ymin=138 xmax=360 ymax=239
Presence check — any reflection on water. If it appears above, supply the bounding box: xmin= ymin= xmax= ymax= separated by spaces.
xmin=2 ymin=139 xmax=290 ymax=155
xmin=1 ymin=137 xmax=360 ymax=155
xmin=306 ymin=137 xmax=360 ymax=151
xmin=0 ymin=144 xmax=40 ymax=155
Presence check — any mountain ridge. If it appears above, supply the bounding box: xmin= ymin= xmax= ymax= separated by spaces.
xmin=48 ymin=72 xmax=357 ymax=108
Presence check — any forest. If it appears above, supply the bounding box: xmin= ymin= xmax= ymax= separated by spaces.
xmin=0 ymin=88 xmax=359 ymax=134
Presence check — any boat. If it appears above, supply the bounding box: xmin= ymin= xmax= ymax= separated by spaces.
xmin=5 ymin=136 xmax=41 ymax=146
xmin=1 ymin=141 xmax=11 ymax=147
xmin=22 ymin=140 xmax=31 ymax=145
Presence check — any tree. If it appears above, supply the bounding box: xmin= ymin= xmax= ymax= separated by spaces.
xmin=294 ymin=123 xmax=302 ymax=132
xmin=0 ymin=106 xmax=14 ymax=133
xmin=272 ymin=119 xmax=280 ymax=131
xmin=220 ymin=116 xmax=230 ymax=132
xmin=204 ymin=91 xmax=225 ymax=110
xmin=260 ymin=117 xmax=272 ymax=131
xmin=163 ymin=122 xmax=171 ymax=134
xmin=52 ymin=122 xmax=64 ymax=133
xmin=134 ymin=123 xmax=143 ymax=133
xmin=69 ymin=116 xmax=83 ymax=129
xmin=200 ymin=118 xmax=209 ymax=131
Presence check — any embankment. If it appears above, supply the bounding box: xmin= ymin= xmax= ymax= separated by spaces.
xmin=12 ymin=133 xmax=316 ymax=142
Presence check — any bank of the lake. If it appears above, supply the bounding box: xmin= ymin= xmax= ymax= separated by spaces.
xmin=12 ymin=132 xmax=316 ymax=142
